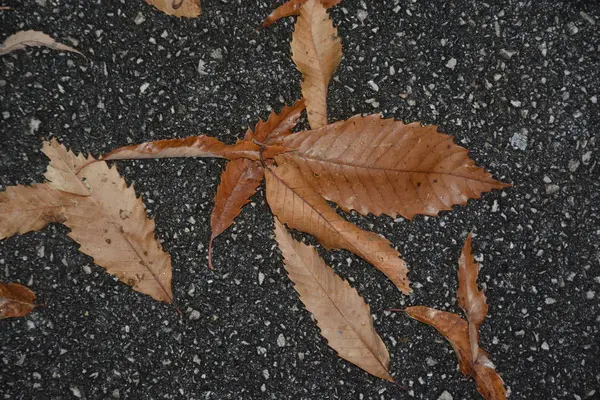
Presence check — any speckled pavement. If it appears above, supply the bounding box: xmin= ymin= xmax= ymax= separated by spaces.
xmin=0 ymin=1 xmax=598 ymax=399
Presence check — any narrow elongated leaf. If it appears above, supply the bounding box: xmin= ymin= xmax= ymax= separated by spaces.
xmin=263 ymin=0 xmax=341 ymax=27
xmin=208 ymin=101 xmax=305 ymax=268
xmin=101 ymin=136 xmax=285 ymax=163
xmin=265 ymin=163 xmax=410 ymax=293
xmin=405 ymin=306 xmax=506 ymax=400
xmin=277 ymin=114 xmax=510 ymax=218
xmin=291 ymin=0 xmax=342 ymax=129
xmin=0 ymin=184 xmax=75 ymax=240
xmin=0 ymin=30 xmax=83 ymax=56
xmin=0 ymin=282 xmax=36 ymax=320
xmin=274 ymin=219 xmax=394 ymax=381
xmin=209 ymin=157 xmax=264 ymax=269
xmin=145 ymin=0 xmax=201 ymax=18
xmin=457 ymin=232 xmax=488 ymax=362
xmin=42 ymin=140 xmax=173 ymax=303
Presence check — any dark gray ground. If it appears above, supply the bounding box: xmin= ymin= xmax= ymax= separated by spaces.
xmin=1 ymin=0 xmax=599 ymax=399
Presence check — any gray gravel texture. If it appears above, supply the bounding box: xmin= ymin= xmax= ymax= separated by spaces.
xmin=1 ymin=0 xmax=599 ymax=399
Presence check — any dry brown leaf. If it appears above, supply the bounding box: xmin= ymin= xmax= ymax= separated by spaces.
xmin=291 ymin=0 xmax=342 ymax=129
xmin=101 ymin=135 xmax=285 ymax=163
xmin=277 ymin=114 xmax=510 ymax=219
xmin=0 ymin=30 xmax=83 ymax=56
xmin=145 ymin=0 xmax=201 ymax=18
xmin=274 ymin=218 xmax=394 ymax=381
xmin=208 ymin=100 xmax=306 ymax=268
xmin=405 ymin=306 xmax=506 ymax=400
xmin=457 ymin=232 xmax=488 ymax=363
xmin=43 ymin=139 xmax=91 ymax=196
xmin=263 ymin=0 xmax=341 ymax=27
xmin=265 ymin=162 xmax=410 ymax=294
xmin=0 ymin=282 xmax=36 ymax=320
xmin=42 ymin=140 xmax=173 ymax=303
xmin=0 ymin=183 xmax=76 ymax=240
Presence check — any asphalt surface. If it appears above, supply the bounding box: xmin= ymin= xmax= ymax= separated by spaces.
xmin=1 ymin=1 xmax=599 ymax=399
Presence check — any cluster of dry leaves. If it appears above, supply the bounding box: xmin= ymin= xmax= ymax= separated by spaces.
xmin=0 ymin=1 xmax=510 ymax=398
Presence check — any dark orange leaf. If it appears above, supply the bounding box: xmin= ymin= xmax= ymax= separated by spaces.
xmin=0 ymin=282 xmax=36 ymax=320
xmin=101 ymin=135 xmax=286 ymax=163
xmin=263 ymin=0 xmax=341 ymax=27
xmin=457 ymin=232 xmax=488 ymax=362
xmin=277 ymin=114 xmax=510 ymax=219
xmin=252 ymin=98 xmax=306 ymax=143
xmin=265 ymin=162 xmax=410 ymax=293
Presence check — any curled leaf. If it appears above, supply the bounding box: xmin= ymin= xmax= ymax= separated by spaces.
xmin=101 ymin=136 xmax=286 ymax=163
xmin=291 ymin=0 xmax=342 ymax=129
xmin=0 ymin=30 xmax=83 ymax=56
xmin=0 ymin=282 xmax=36 ymax=320
xmin=145 ymin=0 xmax=201 ymax=18
xmin=265 ymin=163 xmax=410 ymax=294
xmin=278 ymin=114 xmax=510 ymax=218
xmin=263 ymin=0 xmax=341 ymax=27
xmin=42 ymin=140 xmax=173 ymax=303
xmin=0 ymin=183 xmax=75 ymax=240
xmin=274 ymin=218 xmax=394 ymax=381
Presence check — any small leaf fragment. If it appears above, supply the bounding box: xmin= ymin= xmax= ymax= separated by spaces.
xmin=145 ymin=0 xmax=201 ymax=18
xmin=263 ymin=0 xmax=341 ymax=28
xmin=101 ymin=135 xmax=285 ymax=163
xmin=0 ymin=183 xmax=76 ymax=240
xmin=291 ymin=0 xmax=342 ymax=129
xmin=274 ymin=218 xmax=394 ymax=381
xmin=265 ymin=163 xmax=410 ymax=293
xmin=0 ymin=30 xmax=83 ymax=56
xmin=0 ymin=282 xmax=36 ymax=320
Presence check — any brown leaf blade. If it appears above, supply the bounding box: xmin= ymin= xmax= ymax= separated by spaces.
xmin=253 ymin=98 xmax=306 ymax=143
xmin=457 ymin=232 xmax=488 ymax=362
xmin=43 ymin=139 xmax=91 ymax=196
xmin=0 ymin=184 xmax=75 ymax=240
xmin=145 ymin=0 xmax=201 ymax=18
xmin=405 ymin=306 xmax=507 ymax=400
xmin=278 ymin=114 xmax=510 ymax=219
xmin=101 ymin=136 xmax=285 ymax=163
xmin=265 ymin=163 xmax=410 ymax=293
xmin=0 ymin=30 xmax=83 ymax=56
xmin=209 ymin=158 xmax=264 ymax=269
xmin=263 ymin=0 xmax=341 ymax=27
xmin=274 ymin=219 xmax=394 ymax=381
xmin=0 ymin=282 xmax=36 ymax=320
xmin=291 ymin=0 xmax=342 ymax=129
xmin=42 ymin=140 xmax=173 ymax=303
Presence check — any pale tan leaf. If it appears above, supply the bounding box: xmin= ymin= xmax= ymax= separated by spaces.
xmin=265 ymin=163 xmax=410 ymax=294
xmin=0 ymin=184 xmax=75 ymax=240
xmin=0 ymin=282 xmax=36 ymax=320
xmin=291 ymin=0 xmax=342 ymax=129
xmin=457 ymin=232 xmax=488 ymax=363
xmin=277 ymin=114 xmax=510 ymax=218
xmin=0 ymin=30 xmax=83 ymax=56
xmin=101 ymin=135 xmax=285 ymax=163
xmin=42 ymin=141 xmax=173 ymax=303
xmin=43 ymin=139 xmax=90 ymax=196
xmin=145 ymin=0 xmax=201 ymax=18
xmin=274 ymin=218 xmax=394 ymax=381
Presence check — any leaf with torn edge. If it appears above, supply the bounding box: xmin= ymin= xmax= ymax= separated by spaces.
xmin=0 ymin=30 xmax=83 ymax=56
xmin=208 ymin=100 xmax=305 ymax=268
xmin=0 ymin=282 xmax=37 ymax=320
xmin=0 ymin=183 xmax=76 ymax=240
xmin=291 ymin=0 xmax=342 ymax=129
xmin=274 ymin=218 xmax=394 ymax=381
xmin=265 ymin=162 xmax=410 ymax=294
xmin=145 ymin=0 xmax=201 ymax=18
xmin=263 ymin=0 xmax=341 ymax=28
xmin=42 ymin=140 xmax=173 ymax=303
xmin=277 ymin=114 xmax=510 ymax=219
xmin=458 ymin=232 xmax=488 ymax=363
xmin=101 ymin=135 xmax=286 ymax=163
xmin=405 ymin=306 xmax=506 ymax=400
